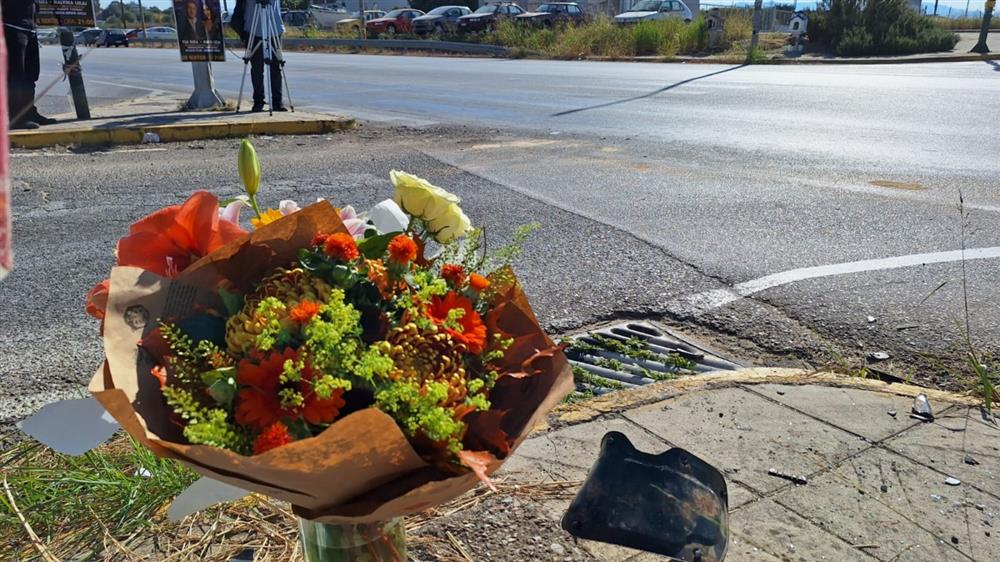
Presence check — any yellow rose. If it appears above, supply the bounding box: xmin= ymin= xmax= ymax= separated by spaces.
xmin=426 ymin=202 xmax=472 ymax=244
xmin=391 ymin=170 xmax=459 ymax=221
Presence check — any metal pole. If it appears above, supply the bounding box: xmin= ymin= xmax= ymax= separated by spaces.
xmin=933 ymin=0 xmax=938 ymax=15
xmin=187 ymin=62 xmax=226 ymax=109
xmin=965 ymin=0 xmax=969 ymax=18
xmin=58 ymin=30 xmax=90 ymax=119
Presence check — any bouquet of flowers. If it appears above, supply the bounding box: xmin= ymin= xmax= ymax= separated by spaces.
xmin=82 ymin=141 xmax=572 ymax=560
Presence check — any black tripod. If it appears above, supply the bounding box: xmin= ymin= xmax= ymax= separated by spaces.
xmin=236 ymin=0 xmax=294 ymax=114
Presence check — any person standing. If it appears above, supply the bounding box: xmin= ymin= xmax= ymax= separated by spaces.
xmin=233 ymin=0 xmax=286 ymax=112
xmin=2 ymin=0 xmax=56 ymax=129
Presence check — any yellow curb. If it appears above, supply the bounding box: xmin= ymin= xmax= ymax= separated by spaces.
xmin=9 ymin=115 xmax=356 ymax=149
xmin=545 ymin=368 xmax=978 ymax=429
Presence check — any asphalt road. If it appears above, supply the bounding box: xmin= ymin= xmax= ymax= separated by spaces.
xmin=5 ymin=48 xmax=998 ymax=421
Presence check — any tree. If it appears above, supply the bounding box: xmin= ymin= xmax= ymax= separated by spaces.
xmin=971 ymin=0 xmax=994 ymax=53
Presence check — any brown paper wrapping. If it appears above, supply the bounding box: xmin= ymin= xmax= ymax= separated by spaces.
xmin=90 ymin=201 xmax=574 ymax=523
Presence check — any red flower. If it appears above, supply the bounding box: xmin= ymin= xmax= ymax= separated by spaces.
xmin=311 ymin=233 xmax=330 ymax=247
xmin=85 ymin=191 xmax=246 ymax=319
xmin=253 ymin=422 xmax=294 ymax=455
xmin=235 ymin=348 xmax=346 ymax=430
xmin=426 ymin=292 xmax=487 ymax=354
xmin=323 ymin=232 xmax=359 ymax=262
xmin=469 ymin=273 xmax=490 ymax=293
xmin=387 ymin=234 xmax=418 ymax=264
xmin=441 ymin=264 xmax=466 ymax=287
xmin=289 ymin=300 xmax=322 ymax=324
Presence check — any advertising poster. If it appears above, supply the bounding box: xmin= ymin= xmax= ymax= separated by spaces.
xmin=173 ymin=0 xmax=226 ymax=62
xmin=37 ymin=0 xmax=98 ymax=27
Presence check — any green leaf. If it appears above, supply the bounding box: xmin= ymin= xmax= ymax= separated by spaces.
xmin=218 ymin=288 xmax=244 ymax=317
xmin=356 ymin=231 xmax=403 ymax=260
xmin=201 ymin=367 xmax=237 ymax=405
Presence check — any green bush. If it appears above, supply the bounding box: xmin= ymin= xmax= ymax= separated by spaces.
xmin=835 ymin=27 xmax=874 ymax=55
xmin=817 ymin=0 xmax=958 ymax=56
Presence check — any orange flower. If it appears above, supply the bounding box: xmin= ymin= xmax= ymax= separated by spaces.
xmin=289 ymin=300 xmax=322 ymax=324
xmin=387 ymin=234 xmax=418 ymax=264
xmin=469 ymin=273 xmax=490 ymax=292
xmin=426 ymin=292 xmax=487 ymax=353
xmin=235 ymin=348 xmax=346 ymax=430
xmin=323 ymin=232 xmax=359 ymax=262
xmin=235 ymin=349 xmax=292 ymax=429
xmin=250 ymin=208 xmax=283 ymax=229
xmin=311 ymin=233 xmax=330 ymax=247
xmin=85 ymin=191 xmax=246 ymax=319
xmin=253 ymin=422 xmax=294 ymax=455
xmin=150 ymin=365 xmax=168 ymax=389
xmin=441 ymin=264 xmax=466 ymax=287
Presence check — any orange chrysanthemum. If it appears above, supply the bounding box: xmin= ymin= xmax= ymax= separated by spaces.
xmin=324 ymin=232 xmax=360 ymax=262
xmin=289 ymin=300 xmax=322 ymax=324
xmin=250 ymin=208 xmax=284 ymax=230
xmin=426 ymin=292 xmax=487 ymax=354
xmin=235 ymin=348 xmax=346 ymax=430
xmin=387 ymin=234 xmax=418 ymax=264
xmin=311 ymin=233 xmax=330 ymax=247
xmin=469 ymin=273 xmax=490 ymax=292
xmin=441 ymin=264 xmax=466 ymax=288
xmin=253 ymin=422 xmax=294 ymax=455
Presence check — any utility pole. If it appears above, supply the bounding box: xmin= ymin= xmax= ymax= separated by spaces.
xmin=138 ymin=0 xmax=147 ymax=36
xmin=933 ymin=0 xmax=938 ymax=15
xmin=119 ymin=0 xmax=128 ymax=27
xmin=965 ymin=0 xmax=969 ymax=18
xmin=749 ymin=0 xmax=764 ymax=53
xmin=971 ymin=0 xmax=994 ymax=53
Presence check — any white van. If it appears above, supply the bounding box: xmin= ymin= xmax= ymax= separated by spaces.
xmin=614 ymin=0 xmax=693 ymax=24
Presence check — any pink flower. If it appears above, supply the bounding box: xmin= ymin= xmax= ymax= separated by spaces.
xmin=279 ymin=199 xmax=301 ymax=215
xmin=219 ymin=195 xmax=249 ymax=224
xmin=339 ymin=205 xmax=368 ymax=239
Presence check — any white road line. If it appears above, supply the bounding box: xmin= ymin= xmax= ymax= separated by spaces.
xmin=670 ymin=246 xmax=1000 ymax=314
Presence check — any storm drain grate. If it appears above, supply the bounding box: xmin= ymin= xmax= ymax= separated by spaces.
xmin=562 ymin=322 xmax=744 ymax=397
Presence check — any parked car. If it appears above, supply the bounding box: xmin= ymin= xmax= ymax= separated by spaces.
xmin=615 ymin=0 xmax=692 ymax=24
xmin=412 ymin=5 xmax=473 ymax=34
xmin=37 ymin=27 xmax=59 ymax=43
xmin=366 ymin=8 xmax=424 ymax=36
xmin=75 ymin=28 xmax=103 ymax=46
xmin=283 ymin=10 xmax=318 ymax=28
xmin=335 ymin=10 xmax=386 ymax=34
xmin=515 ymin=2 xmax=587 ymax=27
xmin=97 ymin=29 xmax=129 ymax=47
xmin=456 ymin=2 xmax=525 ymax=32
xmin=143 ymin=26 xmax=178 ymax=40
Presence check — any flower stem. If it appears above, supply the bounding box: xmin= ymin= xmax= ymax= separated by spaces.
xmin=249 ymin=195 xmax=263 ymax=220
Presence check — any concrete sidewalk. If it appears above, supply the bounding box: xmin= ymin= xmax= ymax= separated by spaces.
xmin=9 ymin=94 xmax=355 ymax=149
xmin=412 ymin=369 xmax=999 ymax=562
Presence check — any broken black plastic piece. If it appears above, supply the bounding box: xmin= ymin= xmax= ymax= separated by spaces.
xmin=561 ymin=431 xmax=729 ymax=562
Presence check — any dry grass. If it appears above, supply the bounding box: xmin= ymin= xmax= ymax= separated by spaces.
xmin=1 ymin=432 xmax=580 ymax=561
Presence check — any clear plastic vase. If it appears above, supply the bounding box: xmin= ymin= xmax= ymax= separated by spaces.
xmin=298 ymin=517 xmax=406 ymax=562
